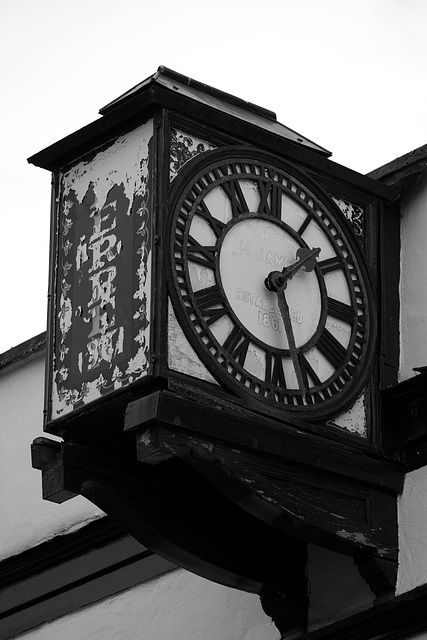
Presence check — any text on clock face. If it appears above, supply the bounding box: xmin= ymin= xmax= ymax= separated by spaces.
xmin=234 ymin=287 xmax=303 ymax=324
xmin=239 ymin=241 xmax=299 ymax=271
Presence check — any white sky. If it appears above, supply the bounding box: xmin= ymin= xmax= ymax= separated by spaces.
xmin=1 ymin=0 xmax=426 ymax=354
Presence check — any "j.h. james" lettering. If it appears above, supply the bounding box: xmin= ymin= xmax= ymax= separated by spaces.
xmin=240 ymin=240 xmax=286 ymax=270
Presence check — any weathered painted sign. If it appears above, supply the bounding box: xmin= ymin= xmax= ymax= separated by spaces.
xmin=49 ymin=121 xmax=153 ymax=421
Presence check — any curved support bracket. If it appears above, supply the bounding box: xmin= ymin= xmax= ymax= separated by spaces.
xmin=125 ymin=389 xmax=402 ymax=601
xmin=31 ymin=437 xmax=308 ymax=636
xmin=32 ymin=383 xmax=404 ymax=637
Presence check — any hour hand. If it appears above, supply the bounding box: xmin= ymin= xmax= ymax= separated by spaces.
xmin=265 ymin=246 xmax=320 ymax=292
xmin=281 ymin=247 xmax=321 ymax=281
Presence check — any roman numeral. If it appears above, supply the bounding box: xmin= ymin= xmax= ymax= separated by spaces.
xmin=187 ymin=235 xmax=216 ymax=269
xmin=317 ymin=329 xmax=347 ymax=369
xmin=298 ymin=354 xmax=322 ymax=388
xmin=265 ymin=351 xmax=287 ymax=388
xmin=194 ymin=285 xmax=228 ymax=326
xmin=297 ymin=213 xmax=313 ymax=236
xmin=221 ymin=178 xmax=248 ymax=218
xmin=327 ymin=297 xmax=356 ymax=323
xmin=196 ymin=200 xmax=226 ymax=239
xmin=257 ymin=180 xmax=282 ymax=218
xmin=318 ymin=255 xmax=343 ymax=274
xmin=223 ymin=325 xmax=250 ymax=365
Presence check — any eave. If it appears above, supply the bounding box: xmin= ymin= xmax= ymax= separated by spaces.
xmin=27 ymin=67 xmax=398 ymax=202
xmin=368 ymin=144 xmax=427 ymax=190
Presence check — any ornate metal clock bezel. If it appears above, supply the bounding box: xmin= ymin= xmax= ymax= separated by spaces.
xmin=167 ymin=147 xmax=377 ymax=422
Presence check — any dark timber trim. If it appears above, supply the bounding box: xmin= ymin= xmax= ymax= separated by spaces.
xmin=0 ymin=332 xmax=46 ymax=371
xmin=383 ymin=367 xmax=427 ymax=469
xmin=368 ymin=144 xmax=427 ymax=190
xmin=1 ymin=513 xmax=426 ymax=640
xmin=27 ymin=73 xmax=398 ymax=202
xmin=0 ymin=517 xmax=176 ymax=640
xmin=298 ymin=583 xmax=427 ymax=640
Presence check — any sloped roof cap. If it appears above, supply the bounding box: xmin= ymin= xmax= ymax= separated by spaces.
xmin=99 ymin=66 xmax=331 ymax=157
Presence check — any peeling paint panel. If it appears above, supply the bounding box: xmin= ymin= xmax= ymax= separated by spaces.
xmin=329 ymin=394 xmax=367 ymax=437
xmin=167 ymin=299 xmax=218 ymax=385
xmin=170 ymin=128 xmax=217 ymax=181
xmin=49 ymin=120 xmax=154 ymax=421
xmin=332 ymin=198 xmax=365 ymax=241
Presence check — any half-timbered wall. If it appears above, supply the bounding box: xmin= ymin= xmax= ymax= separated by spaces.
xmin=395 ymin=172 xmax=427 ymax=595
xmin=1 ymin=337 xmax=427 ymax=638
xmin=0 ymin=340 xmax=277 ymax=639
xmin=400 ymin=173 xmax=427 ymax=382
xmin=0 ymin=340 xmax=103 ymax=562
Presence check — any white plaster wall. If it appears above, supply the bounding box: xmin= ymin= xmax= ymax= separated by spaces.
xmin=396 ymin=464 xmax=427 ymax=594
xmin=396 ymin=172 xmax=427 ymax=595
xmin=0 ymin=351 xmax=103 ymax=561
xmin=14 ymin=568 xmax=279 ymax=640
xmin=400 ymin=172 xmax=427 ymax=382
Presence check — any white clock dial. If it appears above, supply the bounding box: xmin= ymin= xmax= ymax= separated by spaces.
xmin=219 ymin=218 xmax=322 ymax=350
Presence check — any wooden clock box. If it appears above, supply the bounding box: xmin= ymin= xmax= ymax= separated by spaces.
xmin=30 ymin=67 xmax=405 ymax=637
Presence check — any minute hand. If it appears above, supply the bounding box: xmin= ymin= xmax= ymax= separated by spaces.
xmin=276 ymin=289 xmax=307 ymax=401
xmin=281 ymin=247 xmax=321 ymax=282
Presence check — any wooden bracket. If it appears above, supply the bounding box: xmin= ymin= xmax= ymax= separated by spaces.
xmin=383 ymin=368 xmax=427 ymax=469
xmin=260 ymin=585 xmax=308 ymax=639
xmin=355 ymin=554 xmax=398 ymax=604
xmin=31 ymin=383 xmax=405 ymax=636
xmin=31 ymin=435 xmax=309 ymax=636
xmin=124 ymin=389 xmax=403 ymax=606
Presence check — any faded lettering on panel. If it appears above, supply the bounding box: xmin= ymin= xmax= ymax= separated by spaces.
xmin=50 ymin=121 xmax=153 ymax=420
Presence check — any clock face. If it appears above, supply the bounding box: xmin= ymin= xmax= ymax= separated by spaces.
xmin=168 ymin=149 xmax=376 ymax=420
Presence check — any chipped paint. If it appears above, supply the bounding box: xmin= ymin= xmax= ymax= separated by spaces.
xmin=170 ymin=128 xmax=216 ymax=181
xmin=328 ymin=394 xmax=367 ymax=437
xmin=336 ymin=529 xmax=370 ymax=545
xmin=168 ymin=299 xmax=218 ymax=384
xmin=50 ymin=121 xmax=154 ymax=420
xmin=139 ymin=430 xmax=152 ymax=446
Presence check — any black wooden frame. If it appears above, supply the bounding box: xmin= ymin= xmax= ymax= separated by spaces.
xmin=26 ymin=67 xmax=409 ymax=639
xmin=28 ymin=68 xmax=399 ymax=449
xmin=2 ymin=512 xmax=426 ymax=640
xmin=166 ymin=147 xmax=377 ymax=423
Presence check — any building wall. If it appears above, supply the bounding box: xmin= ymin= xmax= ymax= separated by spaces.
xmin=396 ymin=172 xmax=427 ymax=595
xmin=400 ymin=172 xmax=427 ymax=382
xmin=397 ymin=465 xmax=427 ymax=594
xmin=12 ymin=569 xmax=278 ymax=640
xmin=0 ymin=346 xmax=278 ymax=639
xmin=2 ymin=169 xmax=427 ymax=638
xmin=0 ymin=349 xmax=103 ymax=562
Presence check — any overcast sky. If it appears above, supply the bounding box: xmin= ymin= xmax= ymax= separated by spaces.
xmin=1 ymin=0 xmax=426 ymax=354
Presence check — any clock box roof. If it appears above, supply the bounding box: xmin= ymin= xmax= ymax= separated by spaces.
xmin=99 ymin=66 xmax=332 ymax=158
xmin=28 ymin=66 xmax=332 ymax=172
xmin=26 ymin=67 xmax=399 ymax=201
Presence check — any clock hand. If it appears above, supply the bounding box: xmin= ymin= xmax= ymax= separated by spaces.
xmin=265 ymin=247 xmax=320 ymax=292
xmin=281 ymin=246 xmax=321 ymax=281
xmin=276 ymin=288 xmax=307 ymax=402
xmin=264 ymin=247 xmax=319 ymax=402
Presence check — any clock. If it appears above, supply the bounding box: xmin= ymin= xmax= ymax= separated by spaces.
xmin=167 ymin=148 xmax=376 ymax=421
